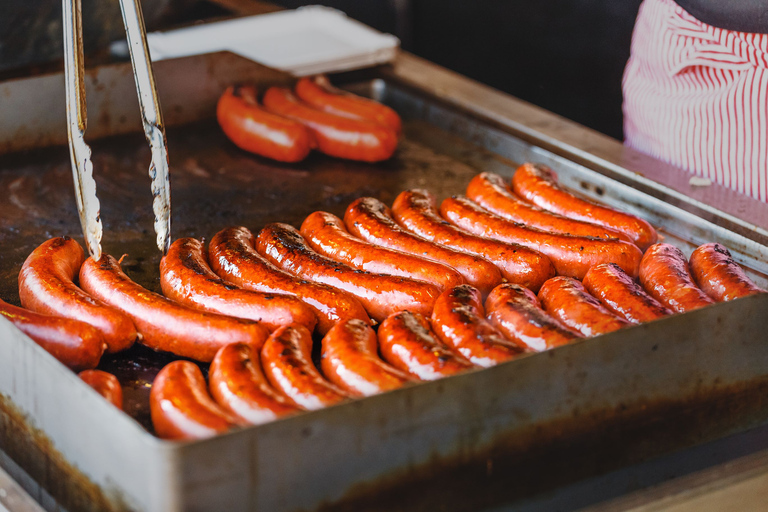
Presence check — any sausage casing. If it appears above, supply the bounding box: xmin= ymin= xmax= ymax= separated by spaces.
xmin=79 ymin=369 xmax=123 ymax=409
xmin=583 ymin=263 xmax=671 ymax=324
xmin=639 ymin=243 xmax=714 ymax=312
xmin=689 ymin=243 xmax=766 ymax=302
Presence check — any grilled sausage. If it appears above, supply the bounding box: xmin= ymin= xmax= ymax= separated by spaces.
xmin=160 ymin=237 xmax=317 ymax=333
xmin=486 ymin=283 xmax=580 ymax=351
xmin=538 ymin=277 xmax=630 ymax=337
xmin=262 ymin=87 xmax=398 ymax=162
xmin=261 ymin=324 xmax=350 ymax=410
xmin=511 ymin=163 xmax=658 ymax=250
xmin=207 ymin=226 xmax=371 ymax=334
xmin=321 ymin=318 xmax=413 ymax=396
xmin=217 ymin=85 xmax=314 ymax=162
xmin=18 ymin=236 xmax=137 ymax=353
xmin=431 ymin=285 xmax=522 ymax=367
xmin=344 ymin=197 xmax=502 ymax=295
xmin=391 ymin=189 xmax=555 ymax=292
xmin=294 ymin=75 xmax=402 ymax=135
xmin=466 ymin=172 xmax=630 ymax=241
xmin=378 ymin=310 xmax=474 ymax=380
xmin=255 ymin=223 xmax=440 ymax=322
xmin=583 ymin=263 xmax=671 ymax=324
xmin=689 ymin=243 xmax=766 ymax=301
xmin=79 ymin=255 xmax=269 ymax=362
xmin=79 ymin=370 xmax=123 ymax=409
xmin=440 ymin=195 xmax=643 ymax=280
xmin=150 ymin=360 xmax=241 ymax=440
xmin=209 ymin=342 xmax=299 ymax=424
xmin=300 ymin=211 xmax=465 ymax=292
xmin=639 ymin=243 xmax=715 ymax=312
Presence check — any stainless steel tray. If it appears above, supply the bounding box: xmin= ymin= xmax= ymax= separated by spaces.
xmin=0 ymin=52 xmax=767 ymax=512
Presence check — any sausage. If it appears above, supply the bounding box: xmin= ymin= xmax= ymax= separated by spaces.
xmin=440 ymin=195 xmax=643 ymax=280
xmin=0 ymin=298 xmax=104 ymax=371
xmin=18 ymin=237 xmax=137 ymax=353
xmin=209 ymin=342 xmax=299 ymax=424
xmin=207 ymin=226 xmax=371 ymax=334
xmin=466 ymin=172 xmax=631 ymax=242
xmin=511 ymin=163 xmax=658 ymax=250
xmin=321 ymin=318 xmax=413 ymax=396
xmin=255 ymin=223 xmax=440 ymax=322
xmin=260 ymin=324 xmax=350 ymax=410
xmin=538 ymin=277 xmax=629 ymax=337
xmin=391 ymin=189 xmax=555 ymax=292
xmin=294 ymin=75 xmax=402 ymax=135
xmin=431 ymin=285 xmax=522 ymax=367
xmin=150 ymin=360 xmax=241 ymax=440
xmin=486 ymin=283 xmax=581 ymax=351
xmin=689 ymin=243 xmax=766 ymax=302
xmin=262 ymin=86 xmax=398 ymax=162
xmin=583 ymin=263 xmax=672 ymax=324
xmin=378 ymin=310 xmax=474 ymax=380
xmin=216 ymin=86 xmax=314 ymax=162
xmin=79 ymin=255 xmax=269 ymax=362
xmin=160 ymin=237 xmax=317 ymax=333
xmin=639 ymin=243 xmax=715 ymax=312
xmin=300 ymin=211 xmax=465 ymax=292
xmin=344 ymin=197 xmax=502 ymax=296
xmin=79 ymin=369 xmax=123 ymax=409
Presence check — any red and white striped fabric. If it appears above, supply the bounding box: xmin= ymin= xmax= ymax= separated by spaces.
xmin=622 ymin=0 xmax=768 ymax=202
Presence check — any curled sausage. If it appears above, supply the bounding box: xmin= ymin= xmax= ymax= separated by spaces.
xmin=300 ymin=211 xmax=465 ymax=292
xmin=255 ymin=223 xmax=440 ymax=322
xmin=79 ymin=370 xmax=123 ymax=409
xmin=79 ymin=255 xmax=269 ymax=362
xmin=262 ymin=86 xmax=397 ymax=162
xmin=207 ymin=226 xmax=370 ymax=334
xmin=150 ymin=360 xmax=241 ymax=440
xmin=18 ymin=236 xmax=136 ymax=353
xmin=160 ymin=237 xmax=317 ymax=333
xmin=431 ymin=285 xmax=522 ymax=367
xmin=583 ymin=263 xmax=671 ymax=324
xmin=511 ymin=163 xmax=658 ymax=250
xmin=344 ymin=197 xmax=502 ymax=295
xmin=209 ymin=342 xmax=299 ymax=424
xmin=216 ymin=85 xmax=314 ymax=162
xmin=538 ymin=277 xmax=629 ymax=337
xmin=689 ymin=243 xmax=766 ymax=302
xmin=321 ymin=318 xmax=413 ymax=396
xmin=391 ymin=189 xmax=555 ymax=292
xmin=639 ymin=243 xmax=714 ymax=312
xmin=260 ymin=324 xmax=350 ymax=410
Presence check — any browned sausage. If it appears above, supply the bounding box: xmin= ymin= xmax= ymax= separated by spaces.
xmin=378 ymin=310 xmax=474 ymax=380
xmin=344 ymin=197 xmax=502 ymax=296
xmin=466 ymin=172 xmax=630 ymax=241
xmin=18 ymin=237 xmax=136 ymax=353
xmin=511 ymin=163 xmax=658 ymax=250
xmin=431 ymin=285 xmax=522 ymax=367
xmin=79 ymin=369 xmax=123 ymax=409
xmin=689 ymin=243 xmax=766 ymax=302
xmin=255 ymin=223 xmax=440 ymax=322
xmin=160 ymin=237 xmax=317 ymax=333
xmin=321 ymin=318 xmax=413 ymax=396
xmin=150 ymin=360 xmax=241 ymax=440
xmin=639 ymin=243 xmax=715 ymax=312
xmin=79 ymin=255 xmax=269 ymax=362
xmin=440 ymin=195 xmax=643 ymax=280
xmin=209 ymin=342 xmax=299 ymax=424
xmin=538 ymin=277 xmax=630 ymax=337
xmin=300 ymin=211 xmax=465 ymax=292
xmin=486 ymin=283 xmax=580 ymax=351
xmin=260 ymin=324 xmax=350 ymax=410
xmin=391 ymin=189 xmax=555 ymax=292
xmin=583 ymin=263 xmax=672 ymax=324
xmin=208 ymin=226 xmax=371 ymax=334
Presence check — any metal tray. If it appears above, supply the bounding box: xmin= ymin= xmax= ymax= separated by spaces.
xmin=0 ymin=52 xmax=767 ymax=512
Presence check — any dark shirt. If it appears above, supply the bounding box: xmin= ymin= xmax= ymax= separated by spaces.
xmin=675 ymin=0 xmax=768 ymax=33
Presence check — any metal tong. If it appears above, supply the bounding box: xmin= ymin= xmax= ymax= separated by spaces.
xmin=62 ymin=0 xmax=171 ymax=260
